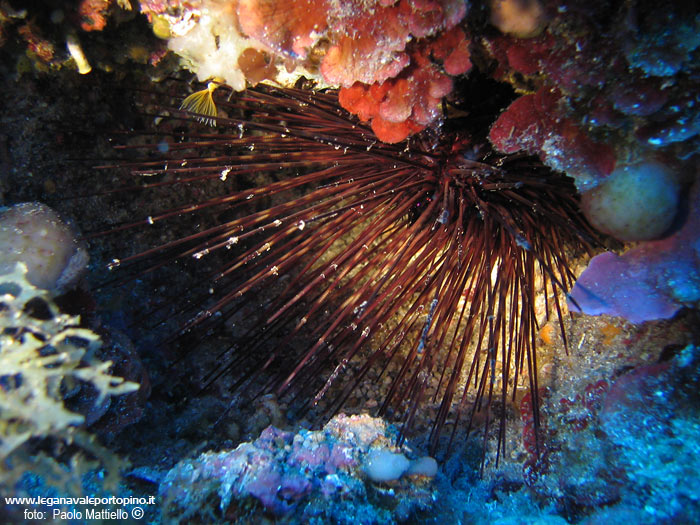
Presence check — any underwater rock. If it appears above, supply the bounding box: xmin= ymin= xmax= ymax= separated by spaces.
xmin=519 ymin=344 xmax=700 ymax=522
xmin=580 ymin=161 xmax=680 ymax=241
xmin=596 ymin=345 xmax=700 ymax=522
xmin=0 ymin=202 xmax=88 ymax=294
xmin=484 ymin=2 xmax=698 ymax=190
xmin=622 ymin=2 xmax=700 ymax=78
xmin=160 ymin=414 xmax=438 ymax=523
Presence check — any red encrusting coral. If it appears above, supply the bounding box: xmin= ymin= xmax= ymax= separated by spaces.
xmin=235 ymin=0 xmax=470 ymax=142
xmin=489 ymin=87 xmax=616 ymax=183
xmin=338 ymin=25 xmax=471 ymax=143
xmin=401 ymin=0 xmax=466 ymax=37
xmin=338 ymin=80 xmax=424 ymax=143
xmin=78 ymin=0 xmax=112 ymax=32
xmin=484 ymin=32 xmax=554 ymax=78
xmin=237 ymin=0 xmax=330 ymax=59
xmin=431 ymin=25 xmax=472 ymax=76
xmin=17 ymin=24 xmax=56 ymax=63
xmin=321 ymin=2 xmax=412 ymax=87
xmin=236 ymin=0 xmax=466 ymax=90
xmin=321 ymin=0 xmax=467 ymax=88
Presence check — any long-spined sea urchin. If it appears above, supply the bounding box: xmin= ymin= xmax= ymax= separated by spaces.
xmin=91 ymin=80 xmax=599 ymax=468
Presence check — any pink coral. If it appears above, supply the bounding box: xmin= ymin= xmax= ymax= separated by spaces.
xmin=326 ymin=442 xmax=357 ymax=473
xmin=321 ymin=0 xmax=467 ymax=88
xmin=289 ymin=440 xmax=330 ymax=468
xmin=236 ymin=0 xmax=466 ymax=89
xmin=401 ymin=0 xmax=466 ymax=38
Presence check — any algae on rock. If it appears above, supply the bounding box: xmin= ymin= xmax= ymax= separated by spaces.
xmin=0 ymin=262 xmax=138 ymax=492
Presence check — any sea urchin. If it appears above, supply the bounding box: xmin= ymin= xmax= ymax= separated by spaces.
xmin=92 ymin=81 xmax=598 ymax=467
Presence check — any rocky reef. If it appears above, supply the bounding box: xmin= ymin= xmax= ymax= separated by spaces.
xmin=0 ymin=0 xmax=698 ymax=524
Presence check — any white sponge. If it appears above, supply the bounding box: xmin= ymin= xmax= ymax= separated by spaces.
xmin=0 ymin=202 xmax=88 ymax=293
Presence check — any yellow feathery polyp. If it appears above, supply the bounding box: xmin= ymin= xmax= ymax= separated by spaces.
xmin=180 ymin=82 xmax=220 ymax=126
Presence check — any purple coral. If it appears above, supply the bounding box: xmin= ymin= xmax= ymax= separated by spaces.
xmin=568 ymin=182 xmax=700 ymax=324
